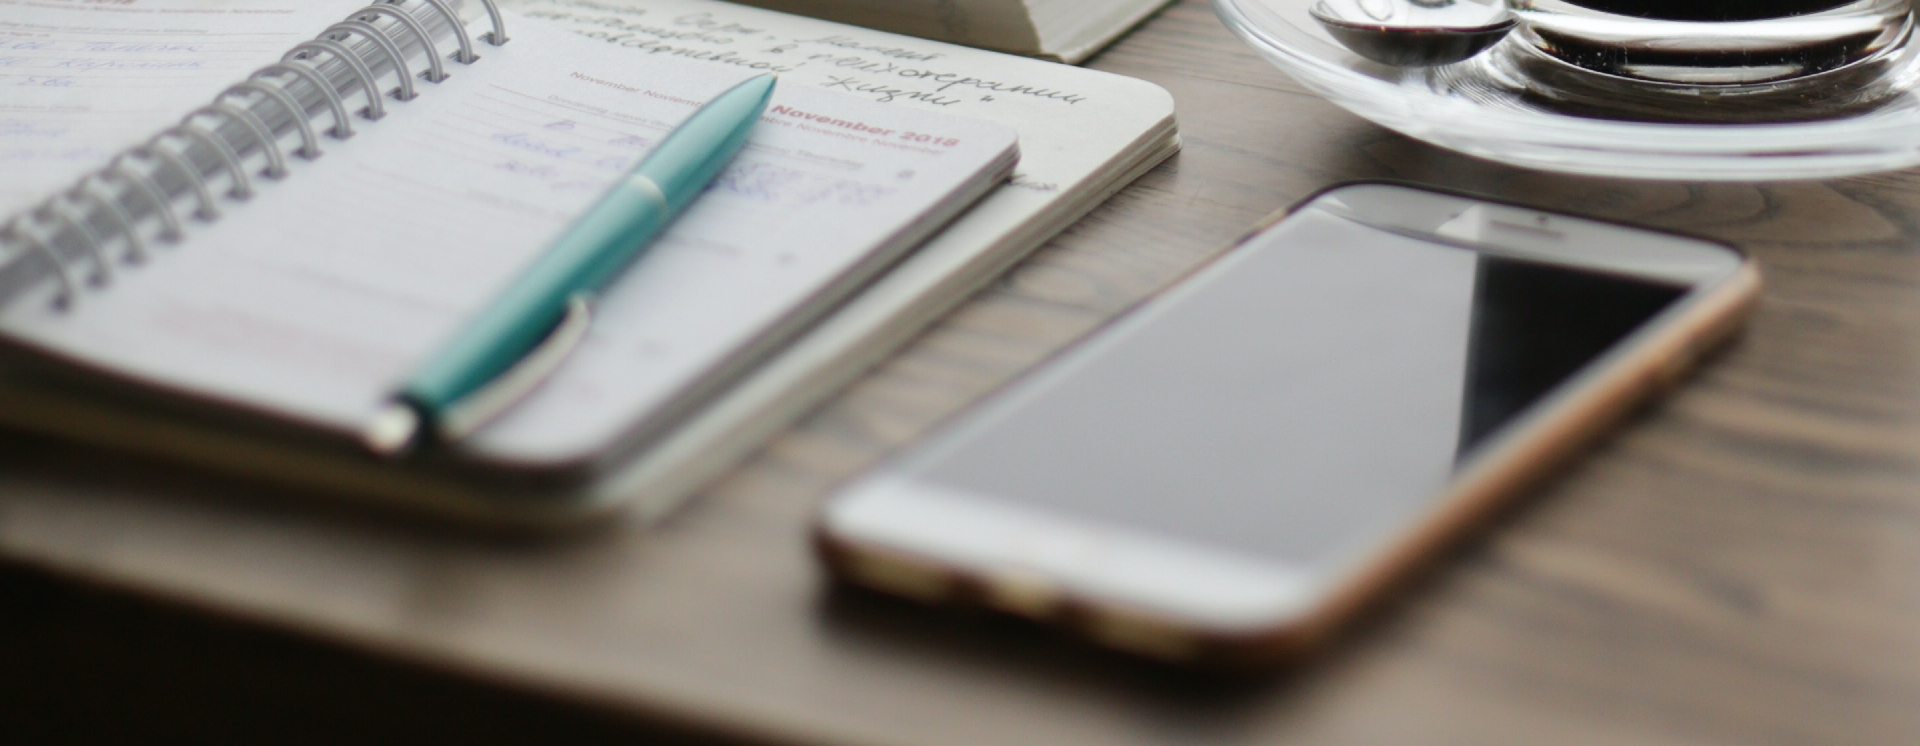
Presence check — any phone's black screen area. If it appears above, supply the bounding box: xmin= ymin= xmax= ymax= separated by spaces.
xmin=1458 ymin=256 xmax=1684 ymax=449
xmin=909 ymin=209 xmax=1689 ymax=566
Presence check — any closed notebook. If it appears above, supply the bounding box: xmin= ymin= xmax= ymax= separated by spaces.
xmin=0 ymin=1 xmax=1018 ymax=522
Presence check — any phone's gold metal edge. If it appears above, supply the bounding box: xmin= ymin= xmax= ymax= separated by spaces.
xmin=1258 ymin=259 xmax=1763 ymax=663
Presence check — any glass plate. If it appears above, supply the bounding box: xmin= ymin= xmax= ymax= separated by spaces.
xmin=1214 ymin=0 xmax=1920 ymax=180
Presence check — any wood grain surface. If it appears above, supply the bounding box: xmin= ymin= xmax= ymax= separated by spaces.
xmin=8 ymin=1 xmax=1920 ymax=743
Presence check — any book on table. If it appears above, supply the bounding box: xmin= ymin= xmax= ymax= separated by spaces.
xmin=729 ymin=0 xmax=1178 ymax=63
xmin=0 ymin=0 xmax=1177 ymax=527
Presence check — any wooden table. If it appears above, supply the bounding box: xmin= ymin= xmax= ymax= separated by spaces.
xmin=8 ymin=1 xmax=1920 ymax=743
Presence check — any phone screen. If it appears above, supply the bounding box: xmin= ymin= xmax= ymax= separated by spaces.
xmin=897 ymin=205 xmax=1688 ymax=568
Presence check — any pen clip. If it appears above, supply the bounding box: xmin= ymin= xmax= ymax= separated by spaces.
xmin=436 ymin=293 xmax=594 ymax=442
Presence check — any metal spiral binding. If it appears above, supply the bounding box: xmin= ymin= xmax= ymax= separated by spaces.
xmin=71 ymin=178 xmax=144 ymax=265
xmin=354 ymin=5 xmax=447 ymax=83
xmin=127 ymin=142 xmax=220 ymax=220
xmin=48 ymin=200 xmax=110 ymax=287
xmin=1 ymin=221 xmax=77 ymax=309
xmin=191 ymin=102 xmax=290 ymax=179
xmin=285 ymin=40 xmax=388 ymax=120
xmin=166 ymin=125 xmax=253 ymax=200
xmin=413 ymin=0 xmax=479 ymax=63
xmin=325 ymin=20 xmax=420 ymax=101
xmin=256 ymin=63 xmax=354 ymax=139
xmin=105 ymin=158 xmax=184 ymax=244
xmin=0 ymin=0 xmax=506 ymax=312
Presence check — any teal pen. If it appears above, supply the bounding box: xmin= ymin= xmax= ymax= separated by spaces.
xmin=364 ymin=73 xmax=777 ymax=455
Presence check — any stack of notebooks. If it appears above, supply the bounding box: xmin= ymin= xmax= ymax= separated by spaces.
xmin=0 ymin=0 xmax=1177 ymax=527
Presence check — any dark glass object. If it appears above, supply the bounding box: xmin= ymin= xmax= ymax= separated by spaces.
xmin=1563 ymin=0 xmax=1858 ymax=21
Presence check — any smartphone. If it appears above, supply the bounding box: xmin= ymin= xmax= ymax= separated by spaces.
xmin=814 ymin=183 xmax=1760 ymax=665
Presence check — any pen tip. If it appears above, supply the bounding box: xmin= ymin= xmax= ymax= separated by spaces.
xmin=363 ymin=402 xmax=421 ymax=457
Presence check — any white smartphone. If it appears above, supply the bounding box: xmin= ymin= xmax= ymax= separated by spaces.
xmin=815 ymin=183 xmax=1761 ymax=665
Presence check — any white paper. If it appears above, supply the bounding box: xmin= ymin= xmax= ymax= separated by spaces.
xmin=0 ymin=0 xmax=367 ymax=216
xmin=502 ymin=0 xmax=1169 ymax=210
xmin=497 ymin=0 xmax=1177 ymax=506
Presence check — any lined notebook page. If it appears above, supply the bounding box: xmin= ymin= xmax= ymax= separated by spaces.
xmin=0 ymin=16 xmax=1016 ymax=465
xmin=0 ymin=0 xmax=367 ymax=215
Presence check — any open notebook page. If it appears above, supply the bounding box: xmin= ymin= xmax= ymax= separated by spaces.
xmin=0 ymin=16 xmax=1016 ymax=467
xmin=0 ymin=0 xmax=368 ymax=216
xmin=499 ymin=0 xmax=1172 ymax=507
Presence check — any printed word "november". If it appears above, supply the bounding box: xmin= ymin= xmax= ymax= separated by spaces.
xmin=769 ymin=105 xmax=894 ymax=137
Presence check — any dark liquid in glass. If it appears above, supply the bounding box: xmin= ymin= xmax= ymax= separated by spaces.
xmin=1563 ymin=0 xmax=1858 ymax=21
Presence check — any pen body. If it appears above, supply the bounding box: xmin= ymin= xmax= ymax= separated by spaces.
xmin=403 ymin=178 xmax=669 ymax=413
xmin=389 ymin=73 xmax=775 ymax=443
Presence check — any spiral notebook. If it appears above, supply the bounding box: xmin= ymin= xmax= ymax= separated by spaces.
xmin=0 ymin=0 xmax=1031 ymax=524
